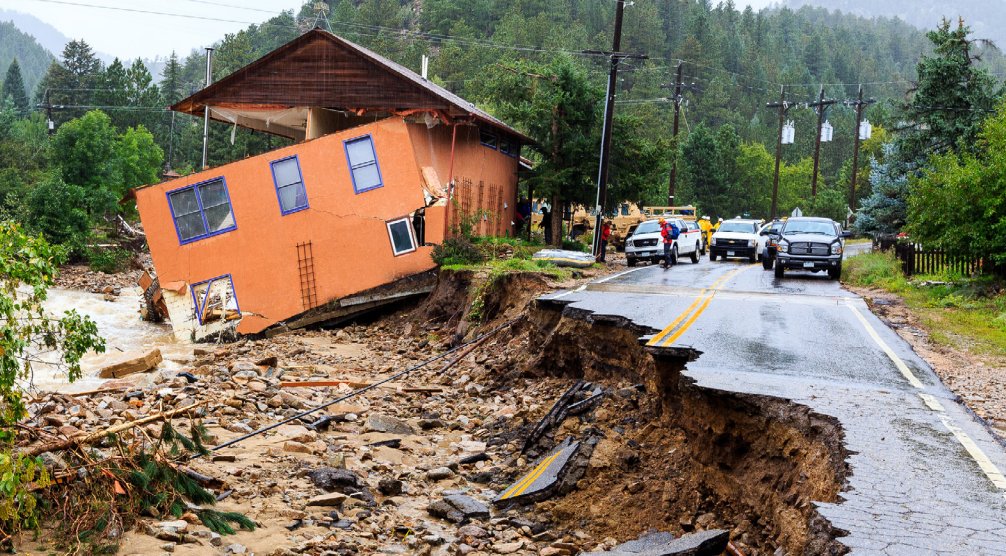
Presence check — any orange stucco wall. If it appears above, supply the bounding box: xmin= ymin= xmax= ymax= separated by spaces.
xmin=407 ymin=123 xmax=520 ymax=237
xmin=137 ymin=118 xmax=440 ymax=336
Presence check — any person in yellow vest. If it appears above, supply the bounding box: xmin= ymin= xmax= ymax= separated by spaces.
xmin=713 ymin=217 xmax=723 ymax=232
xmin=698 ymin=215 xmax=713 ymax=251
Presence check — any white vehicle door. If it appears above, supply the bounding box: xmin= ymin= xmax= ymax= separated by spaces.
xmin=673 ymin=219 xmax=694 ymax=254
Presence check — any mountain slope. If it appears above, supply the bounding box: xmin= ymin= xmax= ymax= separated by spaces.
xmin=0 ymin=19 xmax=54 ymax=99
xmin=784 ymin=0 xmax=1006 ymax=49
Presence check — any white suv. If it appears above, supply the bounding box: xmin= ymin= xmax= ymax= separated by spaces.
xmin=710 ymin=219 xmax=762 ymax=263
xmin=625 ymin=218 xmax=703 ymax=267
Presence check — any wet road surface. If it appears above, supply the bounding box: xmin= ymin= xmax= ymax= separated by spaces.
xmin=543 ymin=251 xmax=1006 ymax=555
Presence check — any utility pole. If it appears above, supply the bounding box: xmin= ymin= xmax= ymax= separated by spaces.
xmin=590 ymin=0 xmax=646 ymax=258
xmin=845 ymin=85 xmax=876 ymax=213
xmin=44 ymin=89 xmax=54 ymax=135
xmin=201 ymin=47 xmax=214 ymax=171
xmin=666 ymin=61 xmax=684 ymax=206
xmin=808 ymin=86 xmax=837 ymax=197
xmin=765 ymin=86 xmax=788 ymax=221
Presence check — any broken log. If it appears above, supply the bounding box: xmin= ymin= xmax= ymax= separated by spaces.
xmin=98 ymin=348 xmax=163 ymax=379
xmin=23 ymin=400 xmax=209 ymax=457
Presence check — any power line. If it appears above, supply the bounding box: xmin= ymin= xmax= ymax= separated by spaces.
xmin=176 ymin=0 xmax=289 ymax=15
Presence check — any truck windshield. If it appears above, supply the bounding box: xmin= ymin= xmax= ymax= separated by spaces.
xmin=783 ymin=221 xmax=835 ymax=235
xmin=634 ymin=221 xmax=661 ymax=235
xmin=718 ymin=222 xmax=756 ymax=233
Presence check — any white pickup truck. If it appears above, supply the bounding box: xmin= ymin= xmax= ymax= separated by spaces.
xmin=624 ymin=218 xmax=703 ymax=267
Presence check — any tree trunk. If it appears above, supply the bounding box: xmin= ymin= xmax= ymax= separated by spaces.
xmin=550 ymin=195 xmax=563 ymax=246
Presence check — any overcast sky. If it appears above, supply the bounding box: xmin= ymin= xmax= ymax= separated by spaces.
xmin=0 ymin=0 xmax=782 ymax=60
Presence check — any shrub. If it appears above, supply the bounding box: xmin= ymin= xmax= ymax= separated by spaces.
xmin=431 ymin=236 xmax=484 ymax=266
xmin=841 ymin=251 xmax=908 ymax=292
xmin=562 ymin=239 xmax=588 ymax=252
xmin=87 ymin=246 xmax=133 ymax=273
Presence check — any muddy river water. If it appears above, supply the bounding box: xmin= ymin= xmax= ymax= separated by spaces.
xmin=30 ymin=286 xmax=186 ymax=393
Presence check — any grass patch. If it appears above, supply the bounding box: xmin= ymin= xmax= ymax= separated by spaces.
xmin=843 ymin=251 xmax=1006 ymax=358
xmin=842 ymin=251 xmax=909 ymax=292
xmin=443 ymin=257 xmax=573 ymax=281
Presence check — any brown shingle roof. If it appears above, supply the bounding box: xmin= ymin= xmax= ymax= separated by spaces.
xmin=172 ymin=29 xmax=529 ymax=142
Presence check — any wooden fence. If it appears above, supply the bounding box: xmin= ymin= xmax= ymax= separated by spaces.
xmin=892 ymin=242 xmax=985 ymax=277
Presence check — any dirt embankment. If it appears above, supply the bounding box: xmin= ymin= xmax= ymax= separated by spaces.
xmin=522 ymin=299 xmax=850 ymax=555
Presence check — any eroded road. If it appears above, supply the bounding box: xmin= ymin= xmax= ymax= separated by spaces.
xmin=544 ymin=254 xmax=1006 ymax=555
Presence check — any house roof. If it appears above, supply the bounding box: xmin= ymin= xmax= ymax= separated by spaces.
xmin=172 ymin=29 xmax=529 ymax=143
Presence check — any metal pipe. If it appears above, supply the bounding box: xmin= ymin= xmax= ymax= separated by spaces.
xmin=201 ymin=47 xmax=214 ymax=170
xmin=443 ymin=123 xmax=458 ymax=240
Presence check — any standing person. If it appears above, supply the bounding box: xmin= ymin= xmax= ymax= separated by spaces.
xmin=541 ymin=204 xmax=552 ymax=244
xmin=713 ymin=217 xmax=723 ymax=232
xmin=659 ymin=218 xmax=679 ymax=269
xmin=698 ymin=215 xmax=713 ymax=250
xmin=597 ymin=220 xmax=612 ymax=262
xmin=516 ymin=198 xmax=531 ymax=237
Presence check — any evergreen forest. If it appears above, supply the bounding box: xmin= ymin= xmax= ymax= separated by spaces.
xmin=0 ymin=0 xmax=1001 ymax=252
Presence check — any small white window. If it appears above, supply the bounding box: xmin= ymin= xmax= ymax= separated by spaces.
xmin=386 ymin=218 xmax=416 ymax=256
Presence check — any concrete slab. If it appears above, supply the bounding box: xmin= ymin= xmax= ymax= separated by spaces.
xmin=494 ymin=439 xmax=580 ymax=505
xmin=583 ymin=529 xmax=729 ymax=556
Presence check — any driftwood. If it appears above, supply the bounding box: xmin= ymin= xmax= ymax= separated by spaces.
xmin=23 ymin=400 xmax=210 ymax=457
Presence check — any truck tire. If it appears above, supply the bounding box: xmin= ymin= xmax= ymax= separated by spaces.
xmin=762 ymin=255 xmax=774 ymax=270
xmin=671 ymin=245 xmax=679 ymax=265
xmin=829 ymin=263 xmax=842 ymax=280
xmin=627 ymin=257 xmax=637 ymax=267
xmin=690 ymin=246 xmax=699 ymax=264
xmin=749 ymin=252 xmax=757 ymax=263
xmin=709 ymin=251 xmax=717 ymax=262
xmin=774 ymin=263 xmax=785 ymax=278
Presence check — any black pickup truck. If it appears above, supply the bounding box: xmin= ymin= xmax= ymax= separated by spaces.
xmin=771 ymin=217 xmax=851 ymax=280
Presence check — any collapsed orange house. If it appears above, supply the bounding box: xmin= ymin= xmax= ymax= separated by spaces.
xmin=133 ymin=29 xmax=526 ymax=341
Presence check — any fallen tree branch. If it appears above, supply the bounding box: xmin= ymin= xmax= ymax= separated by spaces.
xmin=22 ymin=400 xmax=210 ymax=457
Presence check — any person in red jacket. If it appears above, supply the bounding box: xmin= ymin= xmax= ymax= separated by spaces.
xmin=597 ymin=220 xmax=612 ymax=262
xmin=659 ymin=218 xmax=679 ymax=268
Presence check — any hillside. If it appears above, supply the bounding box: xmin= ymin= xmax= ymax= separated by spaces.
xmin=0 ymin=19 xmax=54 ymax=99
xmin=160 ymin=1 xmax=946 ymax=180
xmin=784 ymin=0 xmax=1006 ymax=50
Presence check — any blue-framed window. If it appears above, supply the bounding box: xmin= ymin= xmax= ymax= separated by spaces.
xmin=190 ymin=274 xmax=240 ymax=325
xmin=167 ymin=177 xmax=236 ymax=244
xmin=386 ymin=217 xmax=417 ymax=256
xmin=480 ymin=129 xmax=498 ymax=149
xmin=344 ymin=135 xmax=383 ymax=193
xmin=499 ymin=137 xmax=519 ymax=157
xmin=270 ymin=156 xmax=309 ymax=214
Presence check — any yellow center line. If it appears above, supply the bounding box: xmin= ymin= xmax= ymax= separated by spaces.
xmin=658 ymin=291 xmax=718 ymax=347
xmin=500 ymin=449 xmax=562 ymax=499
xmin=646 ymin=266 xmax=751 ymax=347
xmin=646 ymin=290 xmax=710 ymax=346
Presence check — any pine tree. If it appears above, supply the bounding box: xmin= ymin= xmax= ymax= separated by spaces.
xmin=160 ymin=52 xmax=183 ymax=106
xmin=35 ymin=39 xmax=103 ymax=125
xmin=1 ymin=59 xmax=29 ymax=115
xmin=897 ymin=18 xmax=1001 ymax=164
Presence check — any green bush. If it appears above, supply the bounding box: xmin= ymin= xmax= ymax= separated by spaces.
xmin=87 ymin=246 xmax=133 ymax=273
xmin=841 ymin=251 xmax=908 ymax=292
xmin=431 ymin=236 xmax=485 ymax=266
xmin=562 ymin=239 xmax=589 ymax=252
xmin=21 ymin=175 xmax=91 ymax=254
